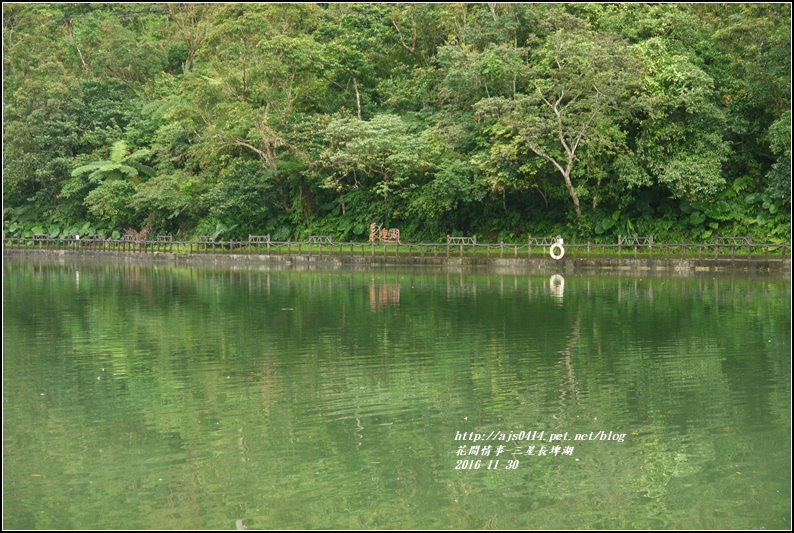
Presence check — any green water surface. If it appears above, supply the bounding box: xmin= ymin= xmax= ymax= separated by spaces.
xmin=3 ymin=260 xmax=791 ymax=529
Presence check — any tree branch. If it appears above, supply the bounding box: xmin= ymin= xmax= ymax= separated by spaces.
xmin=390 ymin=14 xmax=427 ymax=67
xmin=64 ymin=19 xmax=90 ymax=72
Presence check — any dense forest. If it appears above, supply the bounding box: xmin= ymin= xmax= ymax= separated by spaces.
xmin=3 ymin=3 xmax=790 ymax=243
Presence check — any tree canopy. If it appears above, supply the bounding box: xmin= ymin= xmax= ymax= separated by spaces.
xmin=3 ymin=3 xmax=790 ymax=243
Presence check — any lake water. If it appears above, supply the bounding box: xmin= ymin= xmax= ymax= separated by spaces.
xmin=3 ymin=259 xmax=791 ymax=529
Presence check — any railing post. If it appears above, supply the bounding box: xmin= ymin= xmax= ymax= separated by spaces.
xmin=16 ymin=235 xmax=787 ymax=266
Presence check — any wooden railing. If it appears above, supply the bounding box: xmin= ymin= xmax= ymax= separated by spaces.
xmin=3 ymin=234 xmax=790 ymax=259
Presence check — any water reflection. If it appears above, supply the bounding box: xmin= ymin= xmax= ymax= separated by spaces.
xmin=549 ymin=274 xmax=565 ymax=302
xmin=556 ymin=313 xmax=581 ymax=419
xmin=3 ymin=260 xmax=791 ymax=530
xmin=369 ymin=279 xmax=401 ymax=313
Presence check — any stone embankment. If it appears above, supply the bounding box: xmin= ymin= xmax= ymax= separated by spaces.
xmin=4 ymin=248 xmax=790 ymax=277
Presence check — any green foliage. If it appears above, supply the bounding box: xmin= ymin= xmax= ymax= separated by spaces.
xmin=83 ymin=179 xmax=137 ymax=228
xmin=631 ymin=38 xmax=731 ymax=201
xmin=130 ymin=171 xmax=198 ymax=234
xmin=196 ymin=158 xmax=280 ymax=239
xmin=319 ymin=114 xmax=439 ymax=220
xmin=194 ymin=216 xmax=239 ymax=241
xmin=765 ymin=111 xmax=791 ymax=204
xmin=2 ymin=3 xmax=790 ymax=244
xmin=474 ymin=25 xmax=640 ymax=217
xmin=72 ymin=140 xmax=153 ymax=186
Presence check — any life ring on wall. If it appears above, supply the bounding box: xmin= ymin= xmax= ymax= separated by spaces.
xmin=550 ymin=237 xmax=565 ymax=260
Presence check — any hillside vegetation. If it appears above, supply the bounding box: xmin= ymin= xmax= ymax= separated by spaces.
xmin=3 ymin=3 xmax=790 ymax=243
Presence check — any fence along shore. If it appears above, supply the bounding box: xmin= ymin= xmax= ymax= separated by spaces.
xmin=6 ymin=232 xmax=789 ymax=258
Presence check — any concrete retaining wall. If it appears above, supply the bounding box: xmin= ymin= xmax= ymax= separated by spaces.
xmin=4 ymin=248 xmax=790 ymax=277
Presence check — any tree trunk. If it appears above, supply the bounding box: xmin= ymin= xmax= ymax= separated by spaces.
xmin=65 ymin=20 xmax=90 ymax=72
xmin=562 ymin=170 xmax=581 ymax=216
xmin=353 ymin=77 xmax=362 ymax=121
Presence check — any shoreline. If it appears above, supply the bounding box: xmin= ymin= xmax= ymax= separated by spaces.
xmin=4 ymin=248 xmax=790 ymax=278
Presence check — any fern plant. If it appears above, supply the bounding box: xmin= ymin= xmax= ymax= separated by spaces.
xmin=71 ymin=140 xmax=153 ymax=185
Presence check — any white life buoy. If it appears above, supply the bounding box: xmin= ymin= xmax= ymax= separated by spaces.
xmin=550 ymin=237 xmax=565 ymax=260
